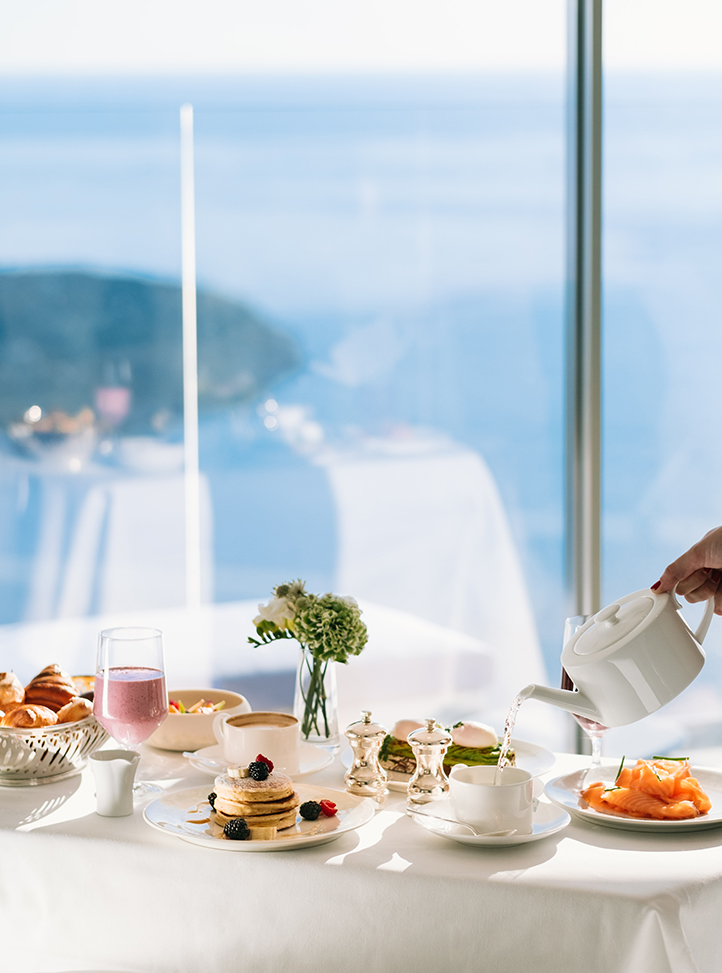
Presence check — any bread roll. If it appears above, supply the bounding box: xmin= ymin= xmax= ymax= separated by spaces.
xmin=1 ymin=704 xmax=58 ymax=728
xmin=56 ymin=697 xmax=93 ymax=724
xmin=25 ymin=664 xmax=77 ymax=712
xmin=0 ymin=672 xmax=24 ymax=709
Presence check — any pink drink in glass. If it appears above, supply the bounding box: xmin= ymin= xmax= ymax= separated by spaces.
xmin=573 ymin=715 xmax=608 ymax=736
xmin=94 ymin=666 xmax=167 ymax=748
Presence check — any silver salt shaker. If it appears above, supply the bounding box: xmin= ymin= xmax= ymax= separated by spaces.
xmin=406 ymin=719 xmax=452 ymax=804
xmin=344 ymin=710 xmax=388 ymax=800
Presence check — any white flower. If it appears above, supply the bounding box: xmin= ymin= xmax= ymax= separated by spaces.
xmin=254 ymin=596 xmax=295 ymax=630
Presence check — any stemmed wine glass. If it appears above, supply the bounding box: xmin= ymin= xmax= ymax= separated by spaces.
xmin=562 ymin=614 xmax=608 ymax=788
xmin=94 ymin=626 xmax=168 ymax=796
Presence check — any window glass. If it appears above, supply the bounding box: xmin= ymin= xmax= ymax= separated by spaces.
xmin=0 ymin=86 xmax=190 ymax=678
xmin=604 ymin=0 xmax=722 ymax=757
xmin=194 ymin=74 xmax=566 ymax=740
xmin=0 ymin=4 xmax=567 ymax=746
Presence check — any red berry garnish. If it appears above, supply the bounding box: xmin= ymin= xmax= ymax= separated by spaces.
xmin=256 ymin=753 xmax=274 ymax=772
xmin=319 ymin=800 xmax=337 ymax=817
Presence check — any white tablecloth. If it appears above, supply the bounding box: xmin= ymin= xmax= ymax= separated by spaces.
xmin=1 ymin=750 xmax=721 ymax=973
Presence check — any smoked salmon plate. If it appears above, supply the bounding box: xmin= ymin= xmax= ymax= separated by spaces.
xmin=545 ymin=759 xmax=722 ymax=832
xmin=580 ymin=758 xmax=711 ymax=821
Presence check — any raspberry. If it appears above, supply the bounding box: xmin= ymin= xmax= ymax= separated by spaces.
xmin=299 ymin=800 xmax=322 ymax=820
xmin=208 ymin=791 xmax=217 ymax=809
xmin=248 ymin=761 xmax=270 ymax=781
xmin=256 ymin=753 xmax=274 ymax=772
xmin=223 ymin=818 xmax=250 ymax=840
xmin=319 ymin=800 xmax=338 ymax=817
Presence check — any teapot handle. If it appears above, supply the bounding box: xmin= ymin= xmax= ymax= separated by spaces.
xmin=671 ymin=584 xmax=716 ymax=644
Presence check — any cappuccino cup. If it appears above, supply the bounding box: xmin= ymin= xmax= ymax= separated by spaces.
xmin=213 ymin=711 xmax=300 ymax=775
xmin=449 ymin=764 xmax=533 ymax=834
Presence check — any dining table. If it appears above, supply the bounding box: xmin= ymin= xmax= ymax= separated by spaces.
xmin=1 ymin=746 xmax=722 ymax=973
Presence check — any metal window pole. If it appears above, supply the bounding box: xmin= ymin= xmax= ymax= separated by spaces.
xmin=565 ymin=1 xmax=603 ymax=749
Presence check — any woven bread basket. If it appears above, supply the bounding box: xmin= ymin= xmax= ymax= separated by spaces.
xmin=0 ymin=715 xmax=108 ymax=786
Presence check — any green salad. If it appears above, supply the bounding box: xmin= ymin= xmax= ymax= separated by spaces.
xmin=378 ymin=734 xmax=512 ymax=769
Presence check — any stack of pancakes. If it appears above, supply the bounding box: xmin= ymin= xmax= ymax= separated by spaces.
xmin=213 ymin=770 xmax=299 ymax=831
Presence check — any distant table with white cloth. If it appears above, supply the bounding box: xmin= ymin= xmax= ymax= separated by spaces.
xmin=319 ymin=437 xmax=547 ymax=698
xmin=1 ymin=750 xmax=722 ymax=973
xmin=0 ymin=453 xmax=212 ymax=621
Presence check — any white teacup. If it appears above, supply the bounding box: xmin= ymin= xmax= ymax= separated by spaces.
xmin=213 ymin=711 xmax=300 ymax=775
xmin=449 ymin=764 xmax=533 ymax=834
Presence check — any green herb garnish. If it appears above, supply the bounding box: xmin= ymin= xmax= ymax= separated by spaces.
xmin=615 ymin=755 xmax=626 ymax=783
xmin=651 ymin=755 xmax=689 ymax=761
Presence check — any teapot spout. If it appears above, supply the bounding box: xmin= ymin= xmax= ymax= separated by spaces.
xmin=519 ymin=684 xmax=603 ymax=723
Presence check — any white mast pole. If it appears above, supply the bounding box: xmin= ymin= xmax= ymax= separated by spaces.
xmin=180 ymin=103 xmax=202 ymax=611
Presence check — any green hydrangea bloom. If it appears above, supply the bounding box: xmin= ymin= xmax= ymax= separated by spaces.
xmin=292 ymin=593 xmax=368 ymax=664
xmin=250 ymin=582 xmax=367 ymax=665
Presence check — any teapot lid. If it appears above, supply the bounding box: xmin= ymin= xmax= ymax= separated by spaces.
xmin=566 ymin=590 xmax=660 ymax=659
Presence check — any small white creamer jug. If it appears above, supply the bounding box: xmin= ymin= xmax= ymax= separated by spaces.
xmin=90 ymin=749 xmax=140 ymax=816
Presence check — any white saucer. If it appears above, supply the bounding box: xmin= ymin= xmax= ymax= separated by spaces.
xmin=408 ymin=797 xmax=571 ymax=846
xmin=185 ymin=742 xmax=334 ymax=781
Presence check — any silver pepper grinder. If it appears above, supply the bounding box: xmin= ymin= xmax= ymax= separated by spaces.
xmin=406 ymin=719 xmax=452 ymax=804
xmin=344 ymin=710 xmax=388 ymax=800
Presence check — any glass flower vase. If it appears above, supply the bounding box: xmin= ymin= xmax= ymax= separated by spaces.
xmin=293 ymin=646 xmax=339 ymax=750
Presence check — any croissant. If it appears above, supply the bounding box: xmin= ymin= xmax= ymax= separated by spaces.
xmin=24 ymin=664 xmax=77 ymax=712
xmin=1 ymin=704 xmax=58 ymax=728
xmin=0 ymin=672 xmax=25 ymax=709
xmin=56 ymin=697 xmax=93 ymax=724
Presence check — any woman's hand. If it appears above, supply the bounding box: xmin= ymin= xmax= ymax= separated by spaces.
xmin=653 ymin=526 xmax=722 ymax=614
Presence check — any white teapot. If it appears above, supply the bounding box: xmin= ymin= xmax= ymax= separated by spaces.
xmin=521 ymin=588 xmax=716 ymax=728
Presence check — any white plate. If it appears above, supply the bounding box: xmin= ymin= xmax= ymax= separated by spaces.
xmin=186 ymin=742 xmax=334 ymax=781
xmin=343 ymin=738 xmax=556 ymax=793
xmin=143 ymin=783 xmax=374 ymax=851
xmin=407 ymin=797 xmax=570 ymax=846
xmin=545 ymin=765 xmax=722 ymax=833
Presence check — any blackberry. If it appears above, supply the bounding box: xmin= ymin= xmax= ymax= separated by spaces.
xmin=248 ymin=761 xmax=270 ymax=781
xmin=208 ymin=792 xmax=216 ymax=809
xmin=223 ymin=818 xmax=251 ymax=840
xmin=299 ymin=800 xmax=322 ymax=821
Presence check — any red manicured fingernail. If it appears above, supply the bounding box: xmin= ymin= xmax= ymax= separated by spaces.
xmin=651 ymin=581 xmax=661 ymax=590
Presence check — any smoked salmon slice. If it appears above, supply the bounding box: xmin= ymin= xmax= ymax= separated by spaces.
xmin=580 ymin=758 xmax=710 ymax=821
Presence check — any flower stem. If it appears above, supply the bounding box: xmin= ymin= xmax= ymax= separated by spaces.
xmin=299 ymin=650 xmax=330 ymax=740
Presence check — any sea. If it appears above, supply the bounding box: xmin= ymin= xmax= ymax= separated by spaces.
xmin=1 ymin=71 xmax=722 ymax=699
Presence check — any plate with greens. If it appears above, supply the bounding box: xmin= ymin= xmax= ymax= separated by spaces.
xmin=343 ymin=738 xmax=555 ymax=792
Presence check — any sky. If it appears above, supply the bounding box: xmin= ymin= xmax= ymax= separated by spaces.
xmin=0 ymin=0 xmax=719 ymax=75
